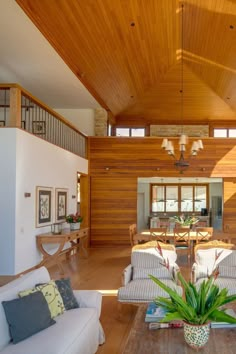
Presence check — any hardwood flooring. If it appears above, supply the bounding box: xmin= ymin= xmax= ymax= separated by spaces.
xmin=48 ymin=247 xmax=191 ymax=354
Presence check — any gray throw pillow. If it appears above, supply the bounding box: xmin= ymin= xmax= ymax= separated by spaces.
xmin=55 ymin=278 xmax=79 ymax=310
xmin=2 ymin=291 xmax=56 ymax=344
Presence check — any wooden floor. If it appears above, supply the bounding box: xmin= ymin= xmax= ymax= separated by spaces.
xmin=48 ymin=246 xmax=191 ymax=354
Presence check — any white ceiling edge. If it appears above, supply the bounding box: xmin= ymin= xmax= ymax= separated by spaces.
xmin=0 ymin=0 xmax=100 ymax=110
xmin=138 ymin=177 xmax=222 ymax=184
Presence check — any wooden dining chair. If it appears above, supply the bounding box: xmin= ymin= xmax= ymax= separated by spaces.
xmin=150 ymin=227 xmax=167 ymax=243
xmin=174 ymin=228 xmax=191 ymax=263
xmin=195 ymin=227 xmax=213 ymax=245
xmin=129 ymin=224 xmax=137 ymax=247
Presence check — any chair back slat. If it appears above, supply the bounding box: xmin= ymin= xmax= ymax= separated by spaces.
xmin=196 ymin=227 xmax=213 ymax=244
xmin=150 ymin=227 xmax=167 ymax=243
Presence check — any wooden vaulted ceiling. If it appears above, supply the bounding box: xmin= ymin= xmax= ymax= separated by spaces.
xmin=16 ymin=0 xmax=236 ymax=126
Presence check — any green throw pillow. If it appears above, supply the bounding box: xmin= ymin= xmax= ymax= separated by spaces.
xmin=2 ymin=292 xmax=56 ymax=343
xmin=19 ymin=280 xmax=65 ymax=318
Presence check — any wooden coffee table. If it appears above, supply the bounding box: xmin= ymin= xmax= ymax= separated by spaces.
xmin=122 ymin=304 xmax=236 ymax=354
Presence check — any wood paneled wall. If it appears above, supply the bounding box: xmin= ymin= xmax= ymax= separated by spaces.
xmin=89 ymin=137 xmax=236 ymax=245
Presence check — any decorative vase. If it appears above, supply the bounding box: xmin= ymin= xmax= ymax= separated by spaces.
xmin=70 ymin=222 xmax=80 ymax=231
xmin=183 ymin=322 xmax=210 ymax=349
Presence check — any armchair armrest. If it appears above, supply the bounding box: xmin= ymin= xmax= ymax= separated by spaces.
xmin=73 ymin=290 xmax=102 ymax=318
xmin=122 ymin=264 xmax=133 ymax=286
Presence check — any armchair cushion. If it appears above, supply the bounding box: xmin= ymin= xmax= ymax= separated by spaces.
xmin=133 ymin=267 xmax=172 ymax=280
xmin=118 ymin=278 xmax=182 ymax=303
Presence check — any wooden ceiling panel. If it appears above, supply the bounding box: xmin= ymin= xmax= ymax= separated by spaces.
xmin=16 ymin=0 xmax=236 ymax=125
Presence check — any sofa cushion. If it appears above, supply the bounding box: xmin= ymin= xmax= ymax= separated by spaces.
xmin=0 ymin=308 xmax=100 ymax=354
xmin=0 ymin=267 xmax=51 ymax=351
xmin=55 ymin=278 xmax=79 ymax=311
xmin=118 ymin=279 xmax=182 ymax=303
xmin=19 ymin=280 xmax=65 ymax=318
xmin=2 ymin=291 xmax=56 ymax=344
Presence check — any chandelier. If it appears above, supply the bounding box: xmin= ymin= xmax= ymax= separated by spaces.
xmin=161 ymin=2 xmax=203 ymax=173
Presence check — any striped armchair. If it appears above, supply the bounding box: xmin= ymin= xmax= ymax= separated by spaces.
xmin=192 ymin=241 xmax=236 ymax=295
xmin=117 ymin=241 xmax=182 ymax=304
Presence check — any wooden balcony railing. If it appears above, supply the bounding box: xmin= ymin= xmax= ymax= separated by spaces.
xmin=0 ymin=84 xmax=87 ymax=158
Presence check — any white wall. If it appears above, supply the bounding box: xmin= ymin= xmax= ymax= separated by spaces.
xmin=54 ymin=108 xmax=95 ymax=136
xmin=0 ymin=129 xmax=17 ymax=274
xmin=0 ymin=128 xmax=88 ymax=275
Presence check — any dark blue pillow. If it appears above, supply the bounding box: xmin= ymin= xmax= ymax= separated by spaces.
xmin=2 ymin=291 xmax=56 ymax=344
xmin=55 ymin=278 xmax=79 ymax=310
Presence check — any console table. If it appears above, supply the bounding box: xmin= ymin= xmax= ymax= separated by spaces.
xmin=36 ymin=227 xmax=89 ymax=275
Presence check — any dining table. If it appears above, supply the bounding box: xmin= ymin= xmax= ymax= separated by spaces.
xmin=133 ymin=229 xmax=235 ymax=257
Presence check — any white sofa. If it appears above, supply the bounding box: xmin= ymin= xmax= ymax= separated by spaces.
xmin=0 ymin=267 xmax=105 ymax=354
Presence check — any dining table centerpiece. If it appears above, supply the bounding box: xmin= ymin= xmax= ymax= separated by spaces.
xmin=66 ymin=212 xmax=83 ymax=230
xmin=172 ymin=214 xmax=199 ymax=228
xmin=149 ymin=245 xmax=236 ymax=349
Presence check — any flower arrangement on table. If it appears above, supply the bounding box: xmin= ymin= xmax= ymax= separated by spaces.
xmin=172 ymin=214 xmax=199 ymax=227
xmin=149 ymin=243 xmax=236 ymax=349
xmin=65 ymin=212 xmax=83 ymax=223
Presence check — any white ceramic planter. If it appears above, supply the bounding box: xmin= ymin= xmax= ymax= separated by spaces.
xmin=70 ymin=222 xmax=80 ymax=231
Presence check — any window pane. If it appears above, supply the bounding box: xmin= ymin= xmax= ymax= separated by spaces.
xmin=229 ymin=129 xmax=236 ymax=137
xmin=194 ymin=186 xmax=206 ymax=212
xmin=214 ymin=129 xmax=227 ymax=137
xmin=131 ymin=128 xmax=145 ymax=137
xmin=152 ymin=186 xmax=164 ymax=212
xmin=181 ymin=186 xmax=193 ymax=212
xmin=116 ymin=128 xmax=130 ymax=136
xmin=166 ymin=186 xmax=178 ymax=212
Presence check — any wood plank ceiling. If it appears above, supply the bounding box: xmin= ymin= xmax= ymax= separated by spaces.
xmin=16 ymin=0 xmax=236 ymax=126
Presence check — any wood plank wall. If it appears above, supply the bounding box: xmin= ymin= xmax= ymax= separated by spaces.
xmin=89 ymin=137 xmax=236 ymax=245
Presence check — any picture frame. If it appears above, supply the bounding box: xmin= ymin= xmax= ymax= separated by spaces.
xmin=55 ymin=188 xmax=68 ymax=222
xmin=32 ymin=121 xmax=46 ymax=135
xmin=0 ymin=121 xmax=5 ymax=127
xmin=36 ymin=186 xmax=53 ymax=227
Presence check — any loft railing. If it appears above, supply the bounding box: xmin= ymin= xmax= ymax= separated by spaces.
xmin=0 ymin=84 xmax=87 ymax=158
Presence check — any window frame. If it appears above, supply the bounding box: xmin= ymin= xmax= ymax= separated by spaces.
xmin=150 ymin=183 xmax=209 ymax=214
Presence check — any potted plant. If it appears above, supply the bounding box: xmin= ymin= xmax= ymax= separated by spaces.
xmin=66 ymin=212 xmax=83 ymax=230
xmin=172 ymin=214 xmax=199 ymax=227
xmin=149 ymin=247 xmax=236 ymax=349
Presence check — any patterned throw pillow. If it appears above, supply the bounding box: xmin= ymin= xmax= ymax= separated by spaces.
xmin=55 ymin=278 xmax=79 ymax=310
xmin=19 ymin=280 xmax=65 ymax=318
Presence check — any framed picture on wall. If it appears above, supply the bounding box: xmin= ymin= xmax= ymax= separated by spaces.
xmin=36 ymin=186 xmax=53 ymax=227
xmin=55 ymin=188 xmax=68 ymax=222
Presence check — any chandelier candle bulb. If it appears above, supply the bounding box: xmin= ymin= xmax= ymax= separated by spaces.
xmin=161 ymin=138 xmax=168 ymax=149
xmin=179 ymin=134 xmax=187 ymax=145
xmin=198 ymin=139 xmax=204 ymax=149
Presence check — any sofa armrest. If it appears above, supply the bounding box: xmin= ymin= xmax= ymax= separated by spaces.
xmin=73 ymin=290 xmax=102 ymax=318
xmin=122 ymin=264 xmax=133 ymax=286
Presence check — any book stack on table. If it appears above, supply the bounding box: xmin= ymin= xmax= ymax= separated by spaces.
xmin=145 ymin=302 xmax=183 ymax=330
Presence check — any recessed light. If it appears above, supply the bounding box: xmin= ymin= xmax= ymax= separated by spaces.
xmin=130 ymin=22 xmax=135 ymax=27
xmin=130 ymin=95 xmax=134 ymax=98
xmin=227 ymin=97 xmax=230 ymax=100
xmin=229 ymin=25 xmax=234 ymax=29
